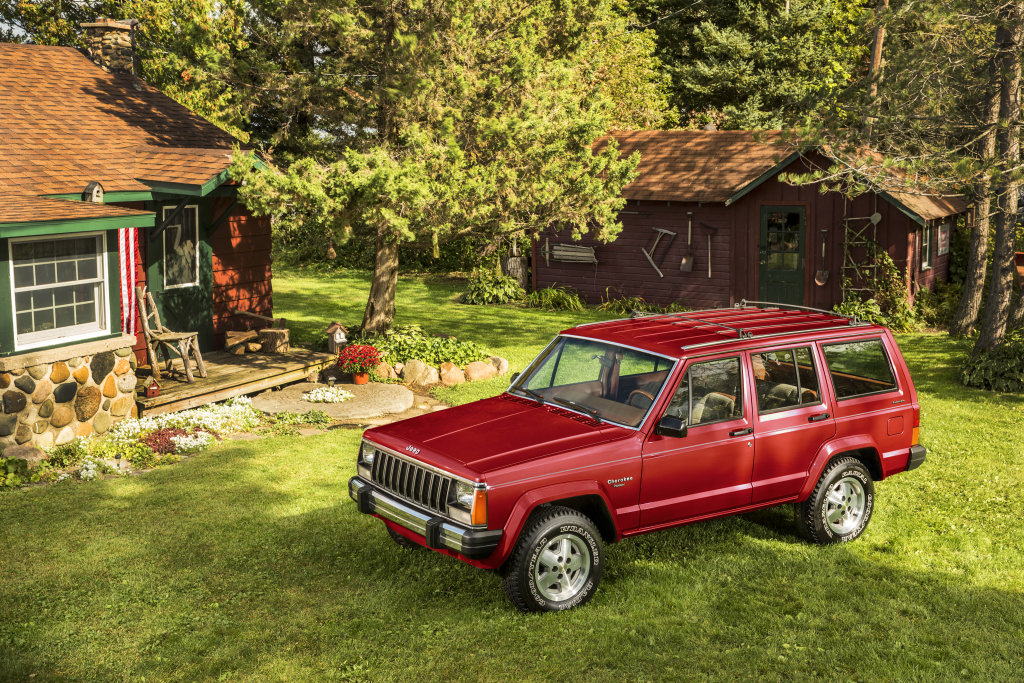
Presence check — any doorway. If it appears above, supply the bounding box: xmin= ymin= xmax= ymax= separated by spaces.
xmin=758 ymin=206 xmax=806 ymax=306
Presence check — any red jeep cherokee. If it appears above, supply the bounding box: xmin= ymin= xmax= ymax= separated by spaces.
xmin=349 ymin=302 xmax=926 ymax=612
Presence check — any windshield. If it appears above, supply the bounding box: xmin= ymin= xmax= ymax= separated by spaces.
xmin=509 ymin=336 xmax=675 ymax=427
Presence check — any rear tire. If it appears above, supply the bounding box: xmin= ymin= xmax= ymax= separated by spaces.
xmin=500 ymin=506 xmax=604 ymax=613
xmin=387 ymin=526 xmax=421 ymax=550
xmin=796 ymin=457 xmax=874 ymax=545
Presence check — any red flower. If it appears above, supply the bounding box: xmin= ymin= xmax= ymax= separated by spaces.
xmin=337 ymin=344 xmax=381 ymax=374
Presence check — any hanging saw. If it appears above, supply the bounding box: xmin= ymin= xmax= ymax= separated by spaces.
xmin=641 ymin=228 xmax=677 ymax=277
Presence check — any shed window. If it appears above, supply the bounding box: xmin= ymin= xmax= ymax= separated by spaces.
xmin=920 ymin=225 xmax=933 ymax=270
xmin=10 ymin=233 xmax=108 ymax=348
xmin=163 ymin=205 xmax=199 ymax=289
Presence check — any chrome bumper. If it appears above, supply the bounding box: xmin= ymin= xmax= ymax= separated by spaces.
xmin=348 ymin=477 xmax=502 ymax=560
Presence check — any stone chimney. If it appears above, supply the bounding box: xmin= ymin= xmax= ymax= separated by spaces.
xmin=80 ymin=17 xmax=139 ymax=76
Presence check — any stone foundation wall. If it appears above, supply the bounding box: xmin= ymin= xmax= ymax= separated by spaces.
xmin=0 ymin=347 xmax=138 ymax=457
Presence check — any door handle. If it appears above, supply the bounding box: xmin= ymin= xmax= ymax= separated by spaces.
xmin=729 ymin=427 xmax=753 ymax=437
xmin=808 ymin=413 xmax=830 ymax=422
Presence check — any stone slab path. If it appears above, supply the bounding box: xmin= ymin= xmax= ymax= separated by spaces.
xmin=252 ymin=381 xmax=415 ymax=420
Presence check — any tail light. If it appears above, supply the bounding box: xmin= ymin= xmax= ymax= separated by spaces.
xmin=911 ymin=406 xmax=920 ymax=445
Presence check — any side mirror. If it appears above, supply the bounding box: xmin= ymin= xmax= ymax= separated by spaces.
xmin=656 ymin=416 xmax=687 ymax=438
xmin=510 ymin=372 xmax=520 ymax=383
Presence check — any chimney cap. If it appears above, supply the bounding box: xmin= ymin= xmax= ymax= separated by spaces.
xmin=80 ymin=17 xmax=139 ymax=29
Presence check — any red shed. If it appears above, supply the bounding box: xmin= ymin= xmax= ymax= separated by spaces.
xmin=533 ymin=131 xmax=970 ymax=310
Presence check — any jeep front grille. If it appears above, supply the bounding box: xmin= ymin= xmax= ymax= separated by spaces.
xmin=369 ymin=449 xmax=454 ymax=515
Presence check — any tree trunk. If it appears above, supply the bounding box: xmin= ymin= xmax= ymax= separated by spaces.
xmin=863 ymin=0 xmax=889 ymax=139
xmin=976 ymin=5 xmax=1024 ymax=353
xmin=361 ymin=230 xmax=400 ymax=334
xmin=501 ymin=255 xmax=528 ymax=290
xmin=950 ymin=62 xmax=1000 ymax=338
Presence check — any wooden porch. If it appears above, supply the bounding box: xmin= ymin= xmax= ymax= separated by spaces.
xmin=135 ymin=347 xmax=335 ymax=417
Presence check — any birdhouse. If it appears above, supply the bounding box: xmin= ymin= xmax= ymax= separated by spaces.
xmin=325 ymin=322 xmax=348 ymax=354
xmin=144 ymin=377 xmax=160 ymax=398
xmin=81 ymin=180 xmax=104 ymax=203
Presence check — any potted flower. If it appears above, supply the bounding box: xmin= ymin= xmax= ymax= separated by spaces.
xmin=336 ymin=344 xmax=381 ymax=385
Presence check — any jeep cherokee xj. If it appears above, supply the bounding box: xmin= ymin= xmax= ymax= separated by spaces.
xmin=349 ymin=301 xmax=927 ymax=612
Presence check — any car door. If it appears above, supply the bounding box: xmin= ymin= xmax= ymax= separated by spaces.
xmin=639 ymin=354 xmax=755 ymax=528
xmin=749 ymin=344 xmax=837 ymax=503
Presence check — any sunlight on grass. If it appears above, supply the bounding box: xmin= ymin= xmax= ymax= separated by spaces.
xmin=2 ymin=276 xmax=1023 ymax=682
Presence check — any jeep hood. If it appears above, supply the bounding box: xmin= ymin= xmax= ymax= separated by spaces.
xmin=367 ymin=394 xmax=631 ymax=474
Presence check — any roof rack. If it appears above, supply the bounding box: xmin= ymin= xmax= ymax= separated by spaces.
xmin=732 ymin=299 xmax=861 ymax=324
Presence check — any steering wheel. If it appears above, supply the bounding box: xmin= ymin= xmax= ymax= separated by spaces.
xmin=626 ymin=389 xmax=656 ymax=407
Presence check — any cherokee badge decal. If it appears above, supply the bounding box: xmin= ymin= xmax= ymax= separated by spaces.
xmin=607 ymin=476 xmax=633 ymax=488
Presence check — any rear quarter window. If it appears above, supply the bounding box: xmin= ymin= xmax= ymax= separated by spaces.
xmin=821 ymin=339 xmax=898 ymax=399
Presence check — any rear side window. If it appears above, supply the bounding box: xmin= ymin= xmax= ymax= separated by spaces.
xmin=821 ymin=339 xmax=897 ymax=399
xmin=751 ymin=346 xmax=823 ymax=413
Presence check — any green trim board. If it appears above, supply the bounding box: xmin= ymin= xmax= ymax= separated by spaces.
xmin=41 ymin=191 xmax=155 ymax=202
xmin=0 ymin=213 xmax=156 ymax=238
xmin=724 ymin=152 xmax=801 ymax=207
xmin=140 ymin=168 xmax=231 ymax=198
xmin=878 ymin=192 xmax=927 ymax=226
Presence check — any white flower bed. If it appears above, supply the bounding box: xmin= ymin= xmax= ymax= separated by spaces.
xmin=170 ymin=431 xmax=216 ymax=453
xmin=302 ymin=386 xmax=355 ymax=404
xmin=106 ymin=396 xmax=263 ymax=457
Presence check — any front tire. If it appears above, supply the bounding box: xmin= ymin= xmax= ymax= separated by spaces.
xmin=796 ymin=457 xmax=874 ymax=545
xmin=500 ymin=506 xmax=604 ymax=613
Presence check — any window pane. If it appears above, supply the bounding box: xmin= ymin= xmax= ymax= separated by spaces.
xmin=16 ymin=312 xmax=33 ymax=334
xmin=11 ymin=243 xmax=33 ymax=262
xmin=13 ymin=266 xmax=34 ymax=288
xmin=76 ymin=237 xmax=97 ymax=256
xmin=552 ymin=338 xmax=605 ymax=385
xmin=35 ymin=263 xmax=56 ymax=285
xmin=620 ymin=349 xmax=657 ymax=376
xmin=794 ymin=347 xmax=820 ymax=401
xmin=14 ymin=291 xmax=31 ymax=312
xmin=53 ymin=285 xmax=75 ymax=307
xmin=33 ymin=309 xmax=54 ymax=331
xmin=75 ymin=303 xmax=96 ymax=324
xmin=689 ymin=357 xmax=743 ymax=425
xmin=753 ymin=349 xmax=800 ymax=412
xmin=164 ymin=207 xmax=199 ymax=287
xmin=32 ymin=289 xmax=53 ymax=309
xmin=56 ymin=260 xmax=77 ymax=282
xmin=33 ymin=241 xmax=54 ymax=259
xmin=55 ymin=306 xmax=75 ymax=329
xmin=822 ymin=340 xmax=897 ymax=399
xmin=78 ymin=258 xmax=98 ymax=279
xmin=663 ymin=377 xmax=690 ymax=422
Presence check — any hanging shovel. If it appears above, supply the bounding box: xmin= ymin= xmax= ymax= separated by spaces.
xmin=680 ymin=212 xmax=695 ymax=272
xmin=815 ymin=230 xmax=829 ymax=286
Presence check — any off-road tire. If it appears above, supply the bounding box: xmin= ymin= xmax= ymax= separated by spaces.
xmin=387 ymin=526 xmax=421 ymax=550
xmin=500 ymin=506 xmax=604 ymax=613
xmin=796 ymin=457 xmax=874 ymax=545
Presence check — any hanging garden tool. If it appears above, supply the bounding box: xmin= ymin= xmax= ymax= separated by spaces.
xmin=815 ymin=230 xmax=829 ymax=286
xmin=641 ymin=227 xmax=676 ymax=277
xmin=680 ymin=212 xmax=694 ymax=272
xmin=700 ymin=222 xmax=717 ymax=279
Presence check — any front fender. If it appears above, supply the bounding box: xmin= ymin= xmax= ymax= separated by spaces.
xmin=484 ymin=480 xmax=619 ymax=569
xmin=799 ymin=435 xmax=882 ymax=501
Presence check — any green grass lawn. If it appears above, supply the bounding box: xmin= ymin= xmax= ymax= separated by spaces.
xmin=1 ymin=268 xmax=1023 ymax=682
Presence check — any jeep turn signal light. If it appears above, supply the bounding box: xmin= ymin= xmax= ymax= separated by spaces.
xmin=911 ymin=406 xmax=920 ymax=445
xmin=471 ymin=488 xmax=488 ymax=526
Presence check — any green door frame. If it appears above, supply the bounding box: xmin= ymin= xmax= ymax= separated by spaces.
xmin=758 ymin=205 xmax=807 ymax=306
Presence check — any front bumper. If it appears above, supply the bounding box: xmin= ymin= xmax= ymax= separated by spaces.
xmin=348 ymin=477 xmax=502 ymax=560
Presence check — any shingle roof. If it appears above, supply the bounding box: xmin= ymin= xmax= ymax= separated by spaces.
xmin=0 ymin=42 xmax=245 ymax=197
xmin=0 ymin=195 xmax=153 ymax=224
xmin=598 ymin=130 xmax=793 ymax=203
xmin=600 ymin=130 xmax=968 ymax=221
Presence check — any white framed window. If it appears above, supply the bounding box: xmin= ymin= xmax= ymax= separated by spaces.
xmin=163 ymin=205 xmax=199 ymax=289
xmin=920 ymin=224 xmax=933 ymax=271
xmin=938 ymin=222 xmax=951 ymax=256
xmin=10 ymin=232 xmax=110 ymax=349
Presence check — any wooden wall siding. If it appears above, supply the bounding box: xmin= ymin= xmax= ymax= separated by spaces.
xmin=535 ymin=152 xmax=955 ymax=313
xmin=534 ymin=200 xmax=734 ymax=309
xmin=210 ymin=196 xmax=274 ymax=350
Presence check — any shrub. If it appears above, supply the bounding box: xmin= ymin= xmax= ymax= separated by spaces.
xmin=914 ymin=281 xmax=963 ymax=329
xmin=523 ymin=285 xmax=586 ymax=312
xmin=46 ymin=437 xmax=91 ymax=468
xmin=368 ymin=325 xmax=489 ymax=366
xmin=460 ymin=272 xmax=524 ymax=305
xmin=337 ymin=344 xmax=382 ymax=374
xmin=961 ymin=331 xmax=1024 ymax=392
xmin=0 ymin=457 xmax=42 ymax=488
xmin=598 ymin=289 xmax=691 ymax=315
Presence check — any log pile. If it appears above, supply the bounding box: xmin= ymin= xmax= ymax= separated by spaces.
xmin=257 ymin=327 xmax=290 ymax=354
xmin=226 ymin=330 xmax=262 ymax=355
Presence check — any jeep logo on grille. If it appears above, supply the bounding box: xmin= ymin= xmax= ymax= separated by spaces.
xmin=406 ymin=445 xmax=421 ymax=455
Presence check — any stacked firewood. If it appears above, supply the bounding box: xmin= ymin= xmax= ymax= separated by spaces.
xmin=226 ymin=330 xmax=262 ymax=355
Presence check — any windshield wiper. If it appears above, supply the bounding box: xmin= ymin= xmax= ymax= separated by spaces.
xmin=551 ymin=397 xmax=602 ymax=424
xmin=512 ymin=386 xmax=545 ymax=405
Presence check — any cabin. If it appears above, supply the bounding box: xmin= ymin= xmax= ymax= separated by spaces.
xmin=532 ymin=131 xmax=970 ymax=311
xmin=0 ymin=22 xmax=331 ymax=453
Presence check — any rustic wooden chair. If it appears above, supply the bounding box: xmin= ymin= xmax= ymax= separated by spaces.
xmin=135 ymin=285 xmax=208 ymax=383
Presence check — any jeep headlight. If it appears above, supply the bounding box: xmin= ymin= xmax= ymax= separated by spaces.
xmin=357 ymin=440 xmax=376 ymax=478
xmin=448 ymin=481 xmax=487 ymax=527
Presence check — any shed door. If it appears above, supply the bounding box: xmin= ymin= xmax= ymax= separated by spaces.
xmin=758 ymin=206 xmax=806 ymax=306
